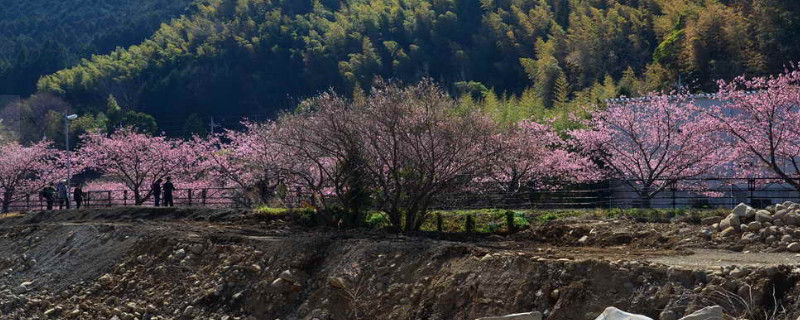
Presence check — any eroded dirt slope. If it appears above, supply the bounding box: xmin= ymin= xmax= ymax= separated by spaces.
xmin=1 ymin=208 xmax=800 ymax=320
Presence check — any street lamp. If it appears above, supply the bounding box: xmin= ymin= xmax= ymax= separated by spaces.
xmin=65 ymin=113 xmax=78 ymax=209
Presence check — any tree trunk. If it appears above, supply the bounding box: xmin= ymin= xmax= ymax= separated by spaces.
xmin=388 ymin=209 xmax=402 ymax=230
xmin=1 ymin=189 xmax=14 ymax=213
xmin=134 ymin=187 xmax=145 ymax=205
xmin=639 ymin=185 xmax=652 ymax=209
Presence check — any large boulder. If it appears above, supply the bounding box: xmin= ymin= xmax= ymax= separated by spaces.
xmin=678 ymin=306 xmax=723 ymax=320
xmin=719 ymin=214 xmax=741 ymax=231
xmin=732 ymin=203 xmax=751 ymax=217
xmin=595 ymin=307 xmax=653 ymax=320
xmin=476 ymin=312 xmax=542 ymax=320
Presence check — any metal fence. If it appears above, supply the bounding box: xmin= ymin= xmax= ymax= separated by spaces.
xmin=432 ymin=177 xmax=800 ymax=210
xmin=4 ymin=188 xmax=244 ymax=211
xmin=4 ymin=177 xmax=800 ymax=212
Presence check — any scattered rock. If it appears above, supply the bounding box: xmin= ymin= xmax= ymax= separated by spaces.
xmin=732 ymin=203 xmax=751 ymax=217
xmin=786 ymin=213 xmax=800 ymax=226
xmin=741 ymin=233 xmax=758 ymax=243
xmin=730 ymin=268 xmax=748 ymax=278
xmin=719 ymin=214 xmax=740 ymax=231
xmin=329 ymin=277 xmax=347 ymax=289
xmin=787 ymin=242 xmax=800 ymax=252
xmin=659 ymin=310 xmax=678 ymax=320
xmin=756 ymin=210 xmax=773 ymax=223
xmin=594 ymin=307 xmax=653 ymax=320
xmin=719 ymin=227 xmax=737 ymax=238
xmin=476 ymin=311 xmax=543 ymax=320
xmin=678 ymin=305 xmax=723 ymax=320
xmin=189 ymin=244 xmax=205 ymax=255
xmin=173 ymin=249 xmax=187 ymax=260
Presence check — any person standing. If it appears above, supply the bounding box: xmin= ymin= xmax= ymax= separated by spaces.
xmin=56 ymin=181 xmax=69 ymax=210
xmin=151 ymin=179 xmax=162 ymax=207
xmin=163 ymin=177 xmax=175 ymax=207
xmin=40 ymin=183 xmax=56 ymax=210
xmin=73 ymin=184 xmax=84 ymax=209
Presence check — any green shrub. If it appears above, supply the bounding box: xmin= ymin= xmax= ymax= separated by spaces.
xmin=480 ymin=221 xmax=501 ymax=233
xmin=513 ymin=213 xmax=531 ymax=229
xmin=290 ymin=208 xmax=319 ymax=227
xmin=367 ymin=212 xmax=389 ymax=228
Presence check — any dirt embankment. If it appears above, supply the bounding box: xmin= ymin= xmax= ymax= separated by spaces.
xmin=1 ymin=208 xmax=800 ymax=320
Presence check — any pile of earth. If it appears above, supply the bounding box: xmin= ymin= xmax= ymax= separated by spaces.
xmin=1 ymin=207 xmax=800 ymax=320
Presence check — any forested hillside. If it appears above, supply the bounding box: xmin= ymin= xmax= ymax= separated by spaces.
xmin=20 ymin=0 xmax=800 ymax=133
xmin=0 ymin=0 xmax=194 ymax=96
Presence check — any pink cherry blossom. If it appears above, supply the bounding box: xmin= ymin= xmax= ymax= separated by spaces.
xmin=0 ymin=141 xmax=72 ymax=212
xmin=489 ymin=119 xmax=599 ymax=194
xmin=704 ymin=68 xmax=800 ymax=189
xmin=77 ymin=128 xmax=204 ymax=205
xmin=571 ymin=93 xmax=730 ymax=207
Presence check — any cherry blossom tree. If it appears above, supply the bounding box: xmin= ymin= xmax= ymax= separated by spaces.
xmin=0 ymin=141 xmax=70 ymax=212
xmin=352 ymin=80 xmax=502 ymax=231
xmin=704 ymin=69 xmax=800 ymax=190
xmin=276 ymin=92 xmax=370 ymax=224
xmin=489 ymin=119 xmax=598 ymax=195
xmin=78 ymin=128 xmax=203 ymax=205
xmin=267 ymin=80 xmax=502 ymax=230
xmin=197 ymin=121 xmax=297 ymax=205
xmin=571 ymin=94 xmax=729 ymax=208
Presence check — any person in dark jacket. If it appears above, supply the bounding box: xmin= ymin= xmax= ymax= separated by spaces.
xmin=56 ymin=181 xmax=69 ymax=210
xmin=151 ymin=179 xmax=162 ymax=207
xmin=73 ymin=184 xmax=84 ymax=209
xmin=40 ymin=183 xmax=56 ymax=210
xmin=162 ymin=177 xmax=175 ymax=207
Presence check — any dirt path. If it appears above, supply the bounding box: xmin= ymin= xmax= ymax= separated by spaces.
xmin=648 ymin=248 xmax=800 ymax=268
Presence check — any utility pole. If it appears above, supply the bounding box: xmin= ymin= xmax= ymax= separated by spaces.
xmin=65 ymin=112 xmax=78 ymax=207
xmin=209 ymin=117 xmax=221 ymax=135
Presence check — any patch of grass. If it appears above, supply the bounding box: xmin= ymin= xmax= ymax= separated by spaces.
xmin=512 ymin=212 xmax=531 ymax=228
xmin=418 ymin=207 xmax=727 ymax=232
xmin=254 ymin=206 xmax=289 ymax=216
xmin=0 ymin=212 xmax=22 ymax=219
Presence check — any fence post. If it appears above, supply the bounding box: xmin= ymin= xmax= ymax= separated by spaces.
xmin=86 ymin=192 xmax=91 ymax=208
xmin=26 ymin=194 xmax=30 ymax=211
xmin=107 ymin=191 xmax=112 ymax=207
xmin=748 ymin=178 xmax=756 ymax=206
xmin=202 ymin=189 xmax=207 ymax=206
xmin=124 ymin=190 xmax=128 ymax=206
xmin=188 ymin=189 xmax=193 ymax=207
xmin=670 ymin=180 xmax=678 ymax=209
xmin=529 ymin=181 xmax=536 ymax=210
